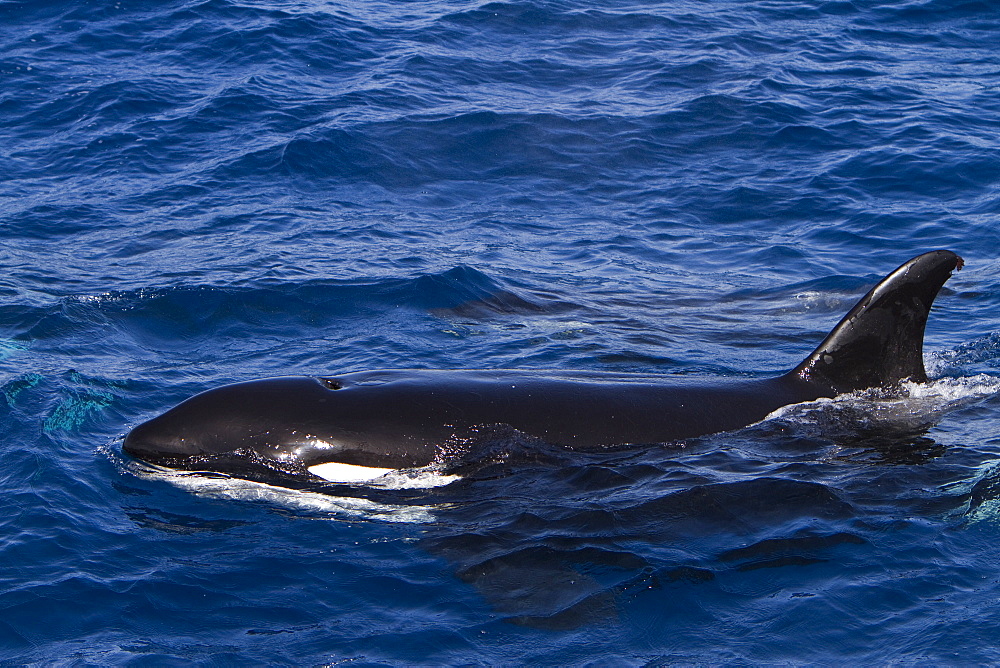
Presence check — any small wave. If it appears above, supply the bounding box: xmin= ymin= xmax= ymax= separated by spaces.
xmin=0 ymin=338 xmax=28 ymax=362
xmin=967 ymin=461 xmax=1000 ymax=524
xmin=929 ymin=332 xmax=1000 ymax=374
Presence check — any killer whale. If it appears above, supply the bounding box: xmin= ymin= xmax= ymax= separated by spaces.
xmin=123 ymin=250 xmax=963 ymax=484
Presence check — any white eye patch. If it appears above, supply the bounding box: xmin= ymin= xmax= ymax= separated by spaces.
xmin=307 ymin=462 xmax=395 ymax=483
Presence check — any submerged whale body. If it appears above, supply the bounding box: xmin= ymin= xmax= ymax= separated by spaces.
xmin=124 ymin=251 xmax=963 ymax=484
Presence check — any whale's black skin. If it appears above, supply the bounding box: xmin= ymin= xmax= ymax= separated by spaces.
xmin=123 ymin=250 xmax=963 ymax=481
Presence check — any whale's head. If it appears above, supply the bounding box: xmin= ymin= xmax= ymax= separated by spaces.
xmin=123 ymin=376 xmax=343 ymax=470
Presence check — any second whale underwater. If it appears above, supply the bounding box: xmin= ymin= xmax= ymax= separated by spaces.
xmin=124 ymin=250 xmax=964 ymax=486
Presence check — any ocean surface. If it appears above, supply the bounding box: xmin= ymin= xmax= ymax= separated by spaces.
xmin=2 ymin=0 xmax=1000 ymax=663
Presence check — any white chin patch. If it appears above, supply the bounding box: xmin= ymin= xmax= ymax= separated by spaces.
xmin=307 ymin=462 xmax=395 ymax=483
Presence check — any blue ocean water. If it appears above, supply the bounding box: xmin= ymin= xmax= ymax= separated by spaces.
xmin=2 ymin=0 xmax=1000 ymax=662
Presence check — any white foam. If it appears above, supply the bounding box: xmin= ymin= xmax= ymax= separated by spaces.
xmin=901 ymin=374 xmax=1000 ymax=402
xmin=764 ymin=396 xmax=834 ymax=422
xmin=371 ymin=467 xmax=462 ymax=490
xmin=764 ymin=374 xmax=1000 ymax=426
xmin=132 ymin=464 xmax=439 ymax=523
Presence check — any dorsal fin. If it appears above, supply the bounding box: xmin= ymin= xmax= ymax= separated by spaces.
xmin=790 ymin=250 xmax=963 ymax=393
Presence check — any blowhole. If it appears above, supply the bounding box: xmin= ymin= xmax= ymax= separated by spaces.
xmin=320 ymin=378 xmax=343 ymax=390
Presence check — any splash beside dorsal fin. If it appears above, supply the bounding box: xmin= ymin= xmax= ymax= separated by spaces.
xmin=790 ymin=250 xmax=963 ymax=394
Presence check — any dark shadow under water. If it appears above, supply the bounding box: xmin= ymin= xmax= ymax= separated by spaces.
xmin=115 ymin=380 xmax=1000 ymax=633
